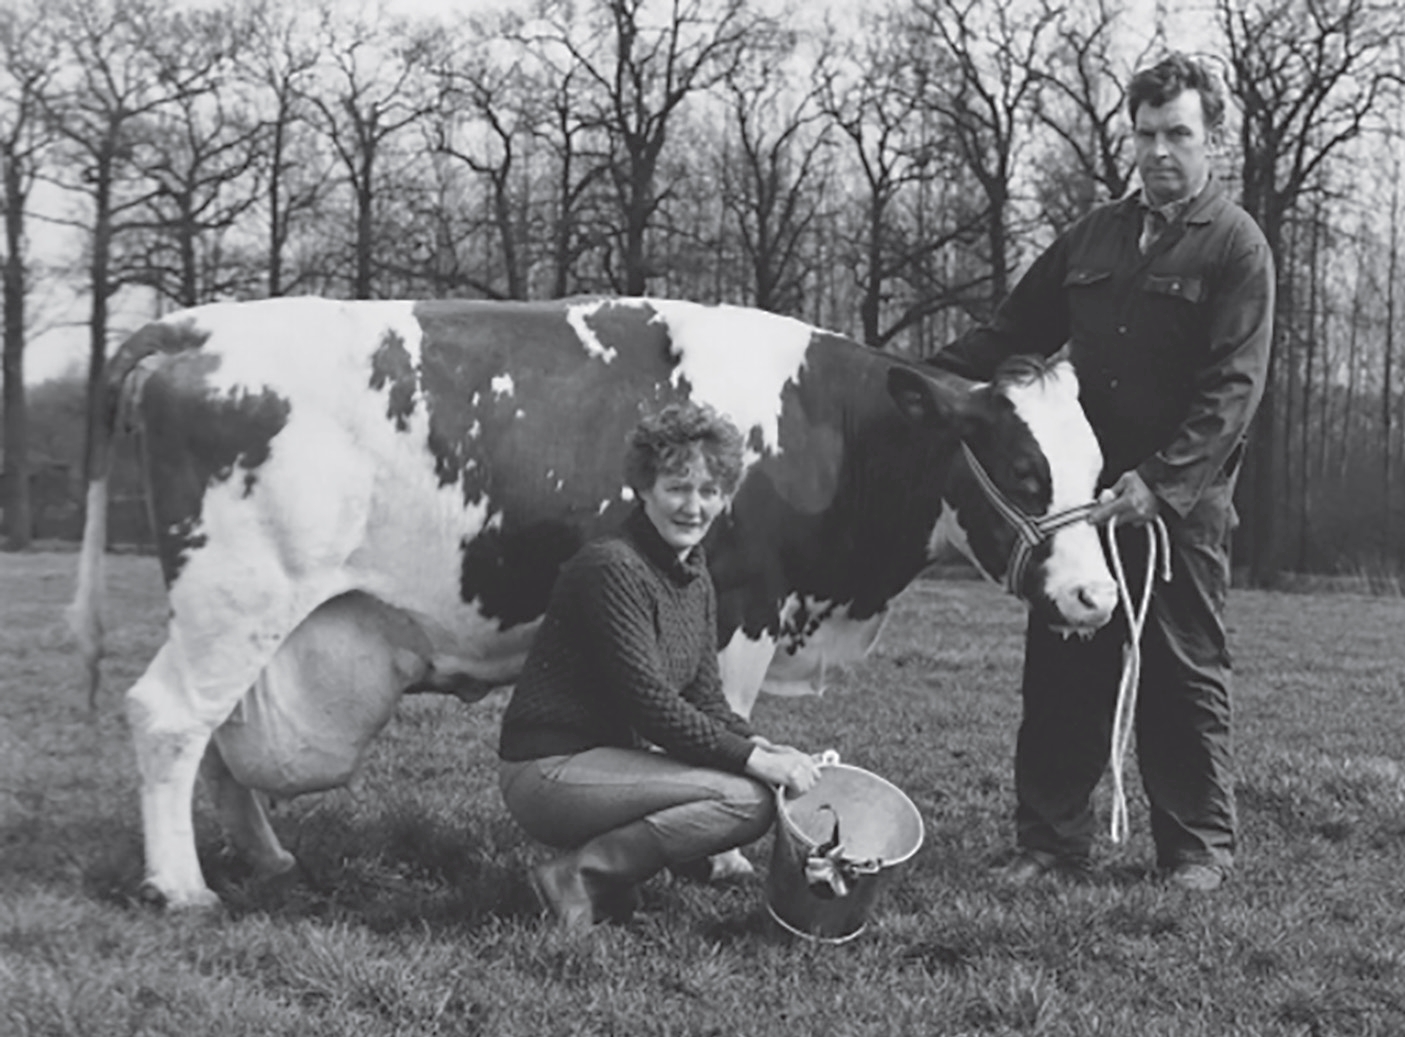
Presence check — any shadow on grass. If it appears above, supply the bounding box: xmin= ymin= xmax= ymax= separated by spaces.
xmin=0 ymin=809 xmax=151 ymax=911
xmin=204 ymin=804 xmax=540 ymax=934
xmin=3 ymin=797 xmax=537 ymax=936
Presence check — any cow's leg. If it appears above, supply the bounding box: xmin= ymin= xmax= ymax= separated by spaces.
xmin=126 ymin=642 xmax=228 ymax=911
xmin=198 ymin=742 xmax=296 ymax=880
xmin=717 ymin=629 xmax=779 ymax=720
xmin=128 ymin=611 xmax=301 ymax=911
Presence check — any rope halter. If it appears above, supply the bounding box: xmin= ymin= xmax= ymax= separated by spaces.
xmin=1106 ymin=514 xmax=1172 ymax=843
xmin=958 ymin=441 xmax=1098 ymax=598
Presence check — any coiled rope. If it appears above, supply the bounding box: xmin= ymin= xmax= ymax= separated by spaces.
xmin=1104 ymin=515 xmax=1172 ymax=843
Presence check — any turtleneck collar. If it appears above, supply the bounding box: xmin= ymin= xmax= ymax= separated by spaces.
xmin=622 ymin=505 xmax=707 ymax=584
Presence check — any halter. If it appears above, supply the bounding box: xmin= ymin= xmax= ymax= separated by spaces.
xmin=958 ymin=441 xmax=1098 ymax=598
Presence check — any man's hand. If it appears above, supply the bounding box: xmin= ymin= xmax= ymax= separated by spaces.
xmin=1089 ymin=470 xmax=1160 ymax=526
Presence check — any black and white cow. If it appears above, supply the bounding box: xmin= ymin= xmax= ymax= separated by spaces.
xmin=69 ymin=296 xmax=1116 ymax=909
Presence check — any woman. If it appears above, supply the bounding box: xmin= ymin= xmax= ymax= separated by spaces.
xmin=498 ymin=400 xmax=821 ymax=932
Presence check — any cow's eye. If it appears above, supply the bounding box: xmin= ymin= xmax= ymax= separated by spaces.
xmin=1010 ymin=461 xmax=1040 ymax=497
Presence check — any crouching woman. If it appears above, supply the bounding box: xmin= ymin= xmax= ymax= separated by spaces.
xmin=497 ymin=400 xmax=821 ymax=932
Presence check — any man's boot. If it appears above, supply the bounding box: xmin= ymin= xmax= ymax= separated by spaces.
xmin=529 ymin=819 xmax=670 ymax=933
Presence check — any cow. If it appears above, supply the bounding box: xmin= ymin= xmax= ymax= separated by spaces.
xmin=68 ymin=296 xmax=1117 ymax=910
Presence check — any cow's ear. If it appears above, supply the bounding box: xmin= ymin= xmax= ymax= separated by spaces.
xmin=887 ymin=365 xmax=967 ymax=428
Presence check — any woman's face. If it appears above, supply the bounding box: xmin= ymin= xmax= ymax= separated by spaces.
xmin=640 ymin=449 xmax=726 ymax=558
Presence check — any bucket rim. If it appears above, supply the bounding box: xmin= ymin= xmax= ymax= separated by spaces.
xmin=775 ymin=762 xmax=925 ymax=867
xmin=765 ymin=902 xmax=868 ymax=945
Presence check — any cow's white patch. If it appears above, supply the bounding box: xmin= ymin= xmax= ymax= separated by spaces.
xmin=491 ymin=374 xmax=515 ymax=397
xmin=646 ymin=300 xmax=814 ymax=458
xmin=567 ymin=302 xmax=619 ymax=362
xmin=718 ymin=627 xmax=779 ymax=720
xmin=761 ymin=595 xmax=889 ymax=696
xmin=1003 ymin=361 xmax=1116 ymax=625
xmin=1003 ymin=363 xmax=1101 ymax=518
xmin=183 ymin=299 xmax=424 ymax=400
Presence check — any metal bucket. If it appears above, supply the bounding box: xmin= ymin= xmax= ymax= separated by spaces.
xmin=765 ymin=761 xmax=925 ymax=944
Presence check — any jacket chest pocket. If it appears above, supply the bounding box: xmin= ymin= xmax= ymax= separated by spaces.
xmin=1144 ymin=274 xmax=1204 ymax=304
xmin=1064 ymin=268 xmax=1112 ymax=290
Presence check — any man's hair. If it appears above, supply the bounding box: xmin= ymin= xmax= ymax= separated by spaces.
xmin=623 ymin=400 xmax=745 ymax=495
xmin=1128 ymin=52 xmax=1226 ymax=132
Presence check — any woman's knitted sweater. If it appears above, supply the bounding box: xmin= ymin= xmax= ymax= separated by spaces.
xmin=497 ymin=507 xmax=757 ymax=773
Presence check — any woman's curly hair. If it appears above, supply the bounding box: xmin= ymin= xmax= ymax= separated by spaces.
xmin=624 ymin=400 xmax=745 ymax=496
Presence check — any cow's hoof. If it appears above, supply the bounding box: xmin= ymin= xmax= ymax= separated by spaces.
xmin=138 ymin=880 xmax=223 ymax=913
xmin=707 ymin=850 xmax=757 ymax=883
xmin=251 ymin=851 xmax=299 ymax=882
xmin=252 ymin=856 xmax=305 ymax=895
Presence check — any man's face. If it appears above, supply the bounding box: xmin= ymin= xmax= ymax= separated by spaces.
xmin=1133 ymin=89 xmax=1215 ymax=206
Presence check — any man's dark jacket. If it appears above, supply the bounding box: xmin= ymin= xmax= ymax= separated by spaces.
xmin=934 ymin=176 xmax=1274 ymax=534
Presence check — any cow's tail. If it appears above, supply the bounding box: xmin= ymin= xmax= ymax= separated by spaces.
xmin=68 ymin=467 xmax=109 ymax=708
xmin=67 ymin=333 xmax=169 ymax=708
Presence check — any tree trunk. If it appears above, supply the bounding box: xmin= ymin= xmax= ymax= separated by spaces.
xmin=2 ymin=151 xmax=30 ymax=549
xmin=1384 ymin=173 xmax=1399 ymax=552
xmin=1297 ymin=205 xmax=1320 ymax=571
xmin=355 ymin=153 xmax=374 ymax=300
xmin=1340 ymin=236 xmax=1363 ymax=484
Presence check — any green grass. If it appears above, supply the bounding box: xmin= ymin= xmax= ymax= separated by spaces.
xmin=3 ymin=551 xmax=1405 ymax=1035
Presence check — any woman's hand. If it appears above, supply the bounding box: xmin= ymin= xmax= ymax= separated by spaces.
xmin=745 ymin=744 xmax=822 ymax=795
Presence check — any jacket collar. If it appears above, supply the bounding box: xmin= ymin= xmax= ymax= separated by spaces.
xmin=1122 ymin=175 xmax=1227 ymax=227
xmin=622 ymin=505 xmax=707 ymax=585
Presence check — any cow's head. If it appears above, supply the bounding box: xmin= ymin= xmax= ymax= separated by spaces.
xmin=888 ymin=355 xmax=1116 ymax=634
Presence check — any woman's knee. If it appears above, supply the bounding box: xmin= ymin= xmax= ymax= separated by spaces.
xmin=720 ymin=774 xmax=775 ymax=842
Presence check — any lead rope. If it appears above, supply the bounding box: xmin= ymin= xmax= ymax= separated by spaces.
xmin=1104 ymin=515 xmax=1172 ymax=844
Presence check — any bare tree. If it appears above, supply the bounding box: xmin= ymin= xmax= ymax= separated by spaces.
xmin=534 ymin=61 xmax=613 ymax=297
xmin=1032 ymin=0 xmax=1142 ymax=231
xmin=910 ymin=0 xmax=1059 ymax=308
xmin=42 ymin=0 xmax=232 ymax=482
xmin=429 ymin=30 xmax=537 ymax=300
xmin=245 ymin=0 xmax=327 ymax=298
xmin=0 ymin=0 xmax=58 ymax=548
xmin=1220 ymin=0 xmax=1402 ymax=584
xmin=530 ymin=0 xmax=771 ymax=295
xmin=120 ymin=7 xmax=264 ymax=308
xmin=818 ymin=11 xmax=988 ymax=349
xmin=718 ymin=37 xmax=830 ymax=315
xmin=305 ymin=1 xmax=439 ymax=299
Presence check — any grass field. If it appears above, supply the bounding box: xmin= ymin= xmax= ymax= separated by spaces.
xmin=3 ymin=551 xmax=1405 ymax=1036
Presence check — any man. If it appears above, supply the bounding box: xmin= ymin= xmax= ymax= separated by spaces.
xmin=932 ymin=53 xmax=1274 ymax=891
